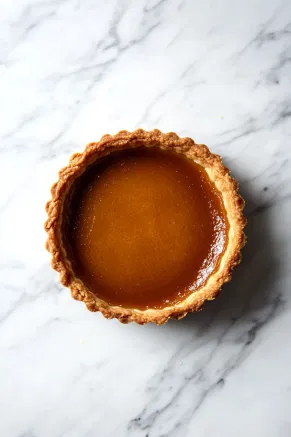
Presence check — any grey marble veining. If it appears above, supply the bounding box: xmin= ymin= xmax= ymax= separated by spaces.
xmin=1 ymin=0 xmax=291 ymax=436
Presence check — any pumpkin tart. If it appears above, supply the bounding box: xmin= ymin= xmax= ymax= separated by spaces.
xmin=45 ymin=129 xmax=246 ymax=324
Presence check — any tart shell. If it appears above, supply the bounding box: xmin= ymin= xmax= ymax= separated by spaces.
xmin=45 ymin=129 xmax=246 ymax=324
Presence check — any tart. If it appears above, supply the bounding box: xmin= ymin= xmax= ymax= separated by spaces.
xmin=45 ymin=129 xmax=246 ymax=324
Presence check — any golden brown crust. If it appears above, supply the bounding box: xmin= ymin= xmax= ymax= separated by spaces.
xmin=45 ymin=129 xmax=246 ymax=325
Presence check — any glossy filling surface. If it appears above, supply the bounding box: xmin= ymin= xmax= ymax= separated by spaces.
xmin=63 ymin=147 xmax=228 ymax=310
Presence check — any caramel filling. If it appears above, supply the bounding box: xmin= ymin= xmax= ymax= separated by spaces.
xmin=63 ymin=147 xmax=228 ymax=310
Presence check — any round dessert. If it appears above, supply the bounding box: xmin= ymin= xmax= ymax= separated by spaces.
xmin=63 ymin=147 xmax=228 ymax=310
xmin=45 ymin=130 xmax=246 ymax=324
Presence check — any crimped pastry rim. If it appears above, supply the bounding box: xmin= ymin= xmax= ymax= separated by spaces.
xmin=45 ymin=129 xmax=246 ymax=324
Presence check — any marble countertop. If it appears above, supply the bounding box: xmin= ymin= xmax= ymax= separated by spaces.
xmin=1 ymin=0 xmax=291 ymax=436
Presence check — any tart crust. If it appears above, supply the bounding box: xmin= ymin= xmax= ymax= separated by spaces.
xmin=45 ymin=129 xmax=246 ymax=324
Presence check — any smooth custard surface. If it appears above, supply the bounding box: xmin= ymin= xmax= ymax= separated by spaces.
xmin=63 ymin=147 xmax=228 ymax=309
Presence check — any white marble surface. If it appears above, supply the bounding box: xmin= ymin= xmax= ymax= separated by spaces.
xmin=1 ymin=0 xmax=291 ymax=435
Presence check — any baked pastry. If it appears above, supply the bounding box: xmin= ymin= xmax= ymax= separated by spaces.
xmin=45 ymin=129 xmax=246 ymax=324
